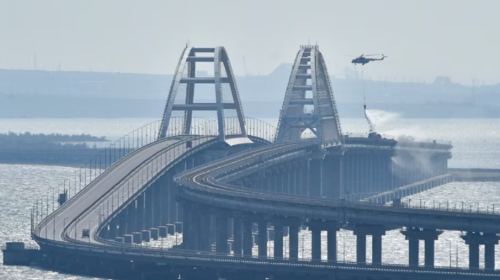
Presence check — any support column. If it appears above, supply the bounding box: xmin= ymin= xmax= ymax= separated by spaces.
xmin=233 ymin=217 xmax=242 ymax=256
xmin=402 ymin=228 xmax=442 ymax=268
xmin=190 ymin=211 xmax=200 ymax=250
xmin=408 ymin=239 xmax=419 ymax=267
xmin=258 ymin=220 xmax=267 ymax=258
xmin=327 ymin=229 xmax=337 ymax=262
xmin=354 ymin=224 xmax=386 ymax=265
xmin=127 ymin=203 xmax=136 ymax=234
xmin=356 ymin=233 xmax=366 ymax=264
xmin=182 ymin=203 xmax=193 ymax=250
xmin=274 ymin=223 xmax=284 ymax=259
xmin=301 ymin=162 xmax=309 ymax=196
xmin=461 ymin=232 xmax=500 ymax=270
xmin=424 ymin=239 xmax=435 ymax=268
xmin=485 ymin=243 xmax=495 ymax=271
xmin=372 ymin=234 xmax=382 ymax=265
xmin=136 ymin=194 xmax=145 ymax=231
xmin=311 ymin=228 xmax=321 ymax=261
xmin=309 ymin=159 xmax=322 ymax=197
xmin=322 ymin=155 xmax=343 ymax=199
xmin=243 ymin=219 xmax=253 ymax=257
xmin=199 ymin=212 xmax=211 ymax=251
xmin=216 ymin=215 xmax=228 ymax=254
xmin=289 ymin=225 xmax=299 ymax=260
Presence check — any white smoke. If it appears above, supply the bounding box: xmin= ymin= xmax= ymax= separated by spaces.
xmin=365 ymin=109 xmax=400 ymax=132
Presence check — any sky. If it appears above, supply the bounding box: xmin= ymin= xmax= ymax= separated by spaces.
xmin=1 ymin=0 xmax=499 ymax=85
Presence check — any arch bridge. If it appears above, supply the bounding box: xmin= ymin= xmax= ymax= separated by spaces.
xmin=30 ymin=45 xmax=498 ymax=280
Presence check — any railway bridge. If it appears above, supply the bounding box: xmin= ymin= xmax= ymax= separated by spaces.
xmin=24 ymin=45 xmax=500 ymax=280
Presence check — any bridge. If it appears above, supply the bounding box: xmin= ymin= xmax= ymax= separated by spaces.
xmin=21 ymin=45 xmax=500 ymax=280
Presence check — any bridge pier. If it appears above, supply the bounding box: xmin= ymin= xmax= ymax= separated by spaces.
xmin=353 ymin=225 xmax=386 ymax=265
xmin=309 ymin=159 xmax=322 ymax=197
xmin=258 ymin=219 xmax=268 ymax=258
xmin=182 ymin=203 xmax=193 ymax=250
xmin=308 ymin=220 xmax=338 ymax=262
xmin=127 ymin=203 xmax=136 ymax=234
xmin=233 ymin=217 xmax=242 ymax=256
xmin=199 ymin=213 xmax=211 ymax=252
xmin=273 ymin=223 xmax=284 ymax=258
xmin=136 ymin=194 xmax=145 ymax=231
xmin=461 ymin=231 xmax=500 ymax=270
xmin=401 ymin=227 xmax=442 ymax=268
xmin=117 ymin=212 xmax=126 ymax=237
xmin=216 ymin=215 xmax=228 ymax=254
xmin=145 ymin=187 xmax=153 ymax=230
xmin=242 ymin=218 xmax=253 ymax=257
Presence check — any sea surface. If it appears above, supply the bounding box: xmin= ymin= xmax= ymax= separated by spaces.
xmin=1 ymin=118 xmax=500 ymax=279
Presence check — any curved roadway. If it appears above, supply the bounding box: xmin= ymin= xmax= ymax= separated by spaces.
xmin=33 ymin=136 xmax=500 ymax=279
xmin=36 ymin=135 xmax=215 ymax=245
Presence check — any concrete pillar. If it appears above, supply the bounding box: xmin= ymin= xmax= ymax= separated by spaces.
xmin=216 ymin=215 xmax=228 ymax=254
xmin=290 ymin=166 xmax=297 ymax=195
xmin=327 ymin=229 xmax=337 ymax=262
xmin=408 ymin=239 xmax=419 ymax=267
xmin=233 ymin=218 xmax=242 ymax=256
xmin=301 ymin=163 xmax=309 ymax=196
xmin=469 ymin=243 xmax=480 ymax=270
xmin=167 ymin=224 xmax=175 ymax=235
xmin=127 ymin=203 xmax=136 ymax=234
xmin=372 ymin=234 xmax=382 ymax=265
xmin=150 ymin=228 xmax=159 ymax=240
xmin=182 ymin=204 xmax=192 ymax=250
xmin=354 ymin=225 xmax=386 ymax=265
xmin=424 ymin=239 xmax=435 ymax=268
xmin=123 ymin=234 xmax=133 ymax=244
xmin=141 ymin=230 xmax=151 ymax=242
xmin=145 ymin=188 xmax=153 ymax=229
xmin=356 ymin=233 xmax=366 ymax=264
xmin=289 ymin=225 xmax=299 ymax=260
xmin=200 ymin=214 xmax=211 ymax=252
xmin=461 ymin=232 xmax=499 ymax=270
xmin=485 ymin=243 xmax=495 ymax=270
xmin=402 ymin=228 xmax=442 ymax=268
xmin=274 ymin=224 xmax=284 ymax=259
xmin=309 ymin=159 xmax=322 ymax=197
xmin=258 ymin=220 xmax=267 ymax=258
xmin=311 ymin=228 xmax=321 ymax=261
xmin=243 ymin=219 xmax=253 ymax=257
xmin=132 ymin=232 xmax=142 ymax=244
xmin=136 ymin=194 xmax=145 ymax=231
xmin=191 ymin=213 xmax=200 ymax=250
xmin=158 ymin=226 xmax=167 ymax=238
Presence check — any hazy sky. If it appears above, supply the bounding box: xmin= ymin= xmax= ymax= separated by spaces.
xmin=1 ymin=0 xmax=499 ymax=84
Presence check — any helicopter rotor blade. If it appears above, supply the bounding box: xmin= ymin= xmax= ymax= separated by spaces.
xmin=364 ymin=54 xmax=382 ymax=57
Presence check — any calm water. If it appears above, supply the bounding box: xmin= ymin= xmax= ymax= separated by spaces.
xmin=1 ymin=118 xmax=500 ymax=278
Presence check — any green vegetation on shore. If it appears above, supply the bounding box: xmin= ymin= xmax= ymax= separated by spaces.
xmin=0 ymin=132 xmax=106 ymax=150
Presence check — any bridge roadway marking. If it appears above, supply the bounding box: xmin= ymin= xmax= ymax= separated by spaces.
xmin=36 ymin=136 xmax=215 ymax=245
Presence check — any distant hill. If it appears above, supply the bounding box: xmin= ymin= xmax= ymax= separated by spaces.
xmin=0 ymin=67 xmax=499 ymax=118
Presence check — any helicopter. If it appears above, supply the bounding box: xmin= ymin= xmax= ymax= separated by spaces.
xmin=351 ymin=54 xmax=386 ymax=65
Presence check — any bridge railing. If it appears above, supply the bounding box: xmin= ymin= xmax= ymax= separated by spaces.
xmin=32 ymin=117 xmax=277 ymax=235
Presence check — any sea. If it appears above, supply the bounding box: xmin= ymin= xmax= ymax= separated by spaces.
xmin=1 ymin=117 xmax=500 ymax=279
